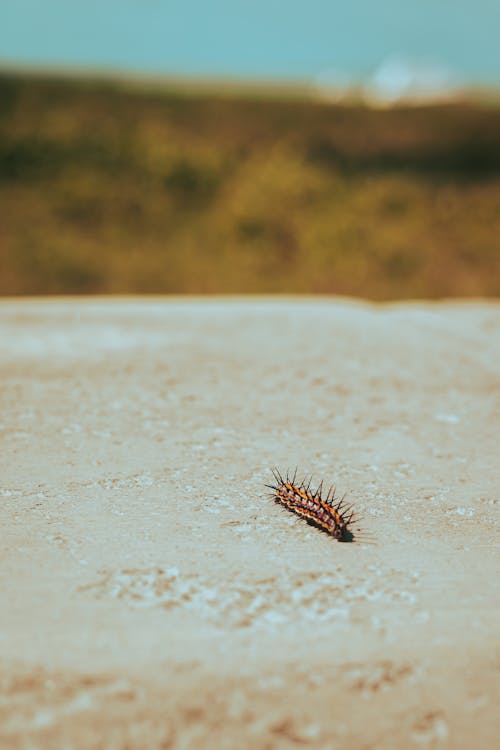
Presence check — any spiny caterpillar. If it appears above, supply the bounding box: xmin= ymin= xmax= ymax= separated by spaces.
xmin=267 ymin=468 xmax=361 ymax=542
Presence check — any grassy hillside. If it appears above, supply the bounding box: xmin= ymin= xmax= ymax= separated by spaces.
xmin=1 ymin=72 xmax=500 ymax=298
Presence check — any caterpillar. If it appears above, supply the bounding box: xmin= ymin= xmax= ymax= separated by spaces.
xmin=266 ymin=468 xmax=361 ymax=542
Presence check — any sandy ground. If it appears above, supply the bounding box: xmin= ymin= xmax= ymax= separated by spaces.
xmin=0 ymin=297 xmax=499 ymax=749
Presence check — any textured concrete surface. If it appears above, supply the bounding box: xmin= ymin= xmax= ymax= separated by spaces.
xmin=1 ymin=298 xmax=499 ymax=749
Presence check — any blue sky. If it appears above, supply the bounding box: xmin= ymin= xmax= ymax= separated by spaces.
xmin=1 ymin=1 xmax=499 ymax=86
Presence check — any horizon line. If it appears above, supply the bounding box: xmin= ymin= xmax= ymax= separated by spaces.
xmin=2 ymin=59 xmax=500 ymax=106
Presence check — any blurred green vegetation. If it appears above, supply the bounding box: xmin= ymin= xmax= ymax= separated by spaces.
xmin=1 ymin=72 xmax=499 ymax=298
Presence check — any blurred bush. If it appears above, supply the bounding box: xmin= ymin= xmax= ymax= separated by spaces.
xmin=1 ymin=72 xmax=499 ymax=298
